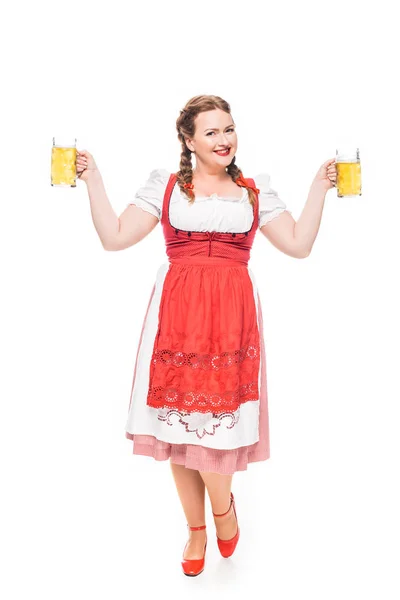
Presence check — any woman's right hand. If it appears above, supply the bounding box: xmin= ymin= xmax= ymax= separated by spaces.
xmin=76 ymin=149 xmax=99 ymax=182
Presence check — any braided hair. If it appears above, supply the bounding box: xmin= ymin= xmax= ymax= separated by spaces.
xmin=176 ymin=95 xmax=258 ymax=207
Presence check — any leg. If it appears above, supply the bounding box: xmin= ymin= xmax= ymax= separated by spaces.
xmin=169 ymin=460 xmax=207 ymax=560
xmin=198 ymin=470 xmax=238 ymax=541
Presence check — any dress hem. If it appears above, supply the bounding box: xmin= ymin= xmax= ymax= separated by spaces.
xmin=125 ymin=432 xmax=270 ymax=474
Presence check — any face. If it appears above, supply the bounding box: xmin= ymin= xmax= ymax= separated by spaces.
xmin=185 ymin=109 xmax=238 ymax=172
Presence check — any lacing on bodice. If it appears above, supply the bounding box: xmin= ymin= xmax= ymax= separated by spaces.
xmin=161 ymin=174 xmax=259 ymax=264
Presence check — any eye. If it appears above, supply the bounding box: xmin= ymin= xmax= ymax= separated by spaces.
xmin=206 ymin=128 xmax=235 ymax=136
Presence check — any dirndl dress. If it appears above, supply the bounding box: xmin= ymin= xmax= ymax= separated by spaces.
xmin=125 ymin=168 xmax=290 ymax=475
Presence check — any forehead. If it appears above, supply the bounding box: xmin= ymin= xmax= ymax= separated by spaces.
xmin=195 ymin=109 xmax=233 ymax=130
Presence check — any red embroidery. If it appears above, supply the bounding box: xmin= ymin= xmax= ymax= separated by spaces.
xmin=147 ymin=380 xmax=259 ymax=413
xmin=151 ymin=344 xmax=259 ymax=370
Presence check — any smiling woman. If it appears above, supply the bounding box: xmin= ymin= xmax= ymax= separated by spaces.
xmin=81 ymin=92 xmax=337 ymax=576
xmin=124 ymin=97 xmax=294 ymax=484
xmin=81 ymin=91 xmax=335 ymax=576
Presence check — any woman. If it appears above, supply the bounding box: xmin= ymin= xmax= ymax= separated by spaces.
xmin=77 ymin=95 xmax=337 ymax=577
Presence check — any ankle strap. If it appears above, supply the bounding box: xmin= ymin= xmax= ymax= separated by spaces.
xmin=188 ymin=524 xmax=206 ymax=531
xmin=212 ymin=492 xmax=234 ymax=518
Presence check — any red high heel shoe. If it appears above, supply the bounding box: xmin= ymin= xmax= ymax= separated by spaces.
xmin=212 ymin=492 xmax=240 ymax=558
xmin=181 ymin=524 xmax=207 ymax=576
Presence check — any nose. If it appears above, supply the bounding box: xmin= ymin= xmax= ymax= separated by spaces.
xmin=217 ymin=133 xmax=230 ymax=146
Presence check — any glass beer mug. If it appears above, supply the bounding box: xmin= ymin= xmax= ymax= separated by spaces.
xmin=51 ymin=137 xmax=77 ymax=187
xmin=335 ymin=147 xmax=362 ymax=197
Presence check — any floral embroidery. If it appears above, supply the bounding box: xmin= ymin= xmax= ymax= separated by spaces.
xmin=156 ymin=407 xmax=241 ymax=439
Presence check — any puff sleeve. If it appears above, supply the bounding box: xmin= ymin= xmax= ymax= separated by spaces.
xmin=127 ymin=168 xmax=169 ymax=220
xmin=254 ymin=173 xmax=291 ymax=228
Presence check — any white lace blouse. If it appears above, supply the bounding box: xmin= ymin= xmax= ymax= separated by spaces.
xmin=127 ymin=168 xmax=291 ymax=233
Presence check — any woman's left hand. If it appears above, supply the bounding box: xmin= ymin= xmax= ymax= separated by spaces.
xmin=312 ymin=158 xmax=337 ymax=191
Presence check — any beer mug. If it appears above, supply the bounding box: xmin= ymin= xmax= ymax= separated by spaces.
xmin=335 ymin=147 xmax=362 ymax=197
xmin=51 ymin=137 xmax=77 ymax=187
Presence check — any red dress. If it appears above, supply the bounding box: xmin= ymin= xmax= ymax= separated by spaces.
xmin=125 ymin=172 xmax=272 ymax=475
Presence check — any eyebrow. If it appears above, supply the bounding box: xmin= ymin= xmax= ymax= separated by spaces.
xmin=204 ymin=124 xmax=235 ymax=132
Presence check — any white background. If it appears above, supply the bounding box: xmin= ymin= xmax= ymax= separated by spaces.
xmin=1 ymin=0 xmax=400 ymax=598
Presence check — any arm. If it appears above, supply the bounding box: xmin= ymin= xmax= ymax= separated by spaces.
xmin=260 ymin=181 xmax=327 ymax=258
xmin=85 ymin=170 xmax=158 ymax=251
xmin=259 ymin=159 xmax=336 ymax=258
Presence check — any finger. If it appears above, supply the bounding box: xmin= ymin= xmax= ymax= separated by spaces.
xmin=322 ymin=158 xmax=336 ymax=167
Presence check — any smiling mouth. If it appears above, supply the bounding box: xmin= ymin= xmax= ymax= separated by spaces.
xmin=214 ymin=148 xmax=231 ymax=155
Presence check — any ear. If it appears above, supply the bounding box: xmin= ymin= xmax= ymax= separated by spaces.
xmin=185 ymin=137 xmax=194 ymax=153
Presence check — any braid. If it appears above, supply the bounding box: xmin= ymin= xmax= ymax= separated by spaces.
xmin=226 ymin=159 xmax=256 ymax=207
xmin=177 ymin=136 xmax=195 ymax=204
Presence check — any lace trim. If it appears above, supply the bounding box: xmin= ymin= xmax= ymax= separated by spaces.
xmin=151 ymin=344 xmax=259 ymax=370
xmin=147 ymin=380 xmax=259 ymax=413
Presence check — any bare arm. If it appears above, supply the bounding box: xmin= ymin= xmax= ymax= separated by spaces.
xmin=260 ymin=159 xmax=336 ymax=258
xmin=260 ymin=181 xmax=328 ymax=258
xmin=85 ymin=170 xmax=159 ymax=251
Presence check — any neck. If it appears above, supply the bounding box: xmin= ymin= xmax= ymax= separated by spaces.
xmin=192 ymin=166 xmax=230 ymax=182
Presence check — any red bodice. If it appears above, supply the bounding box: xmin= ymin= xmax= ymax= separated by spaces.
xmin=161 ymin=173 xmax=259 ymax=264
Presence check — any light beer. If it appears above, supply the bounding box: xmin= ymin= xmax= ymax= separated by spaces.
xmin=336 ymin=148 xmax=361 ymax=197
xmin=51 ymin=137 xmax=77 ymax=187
